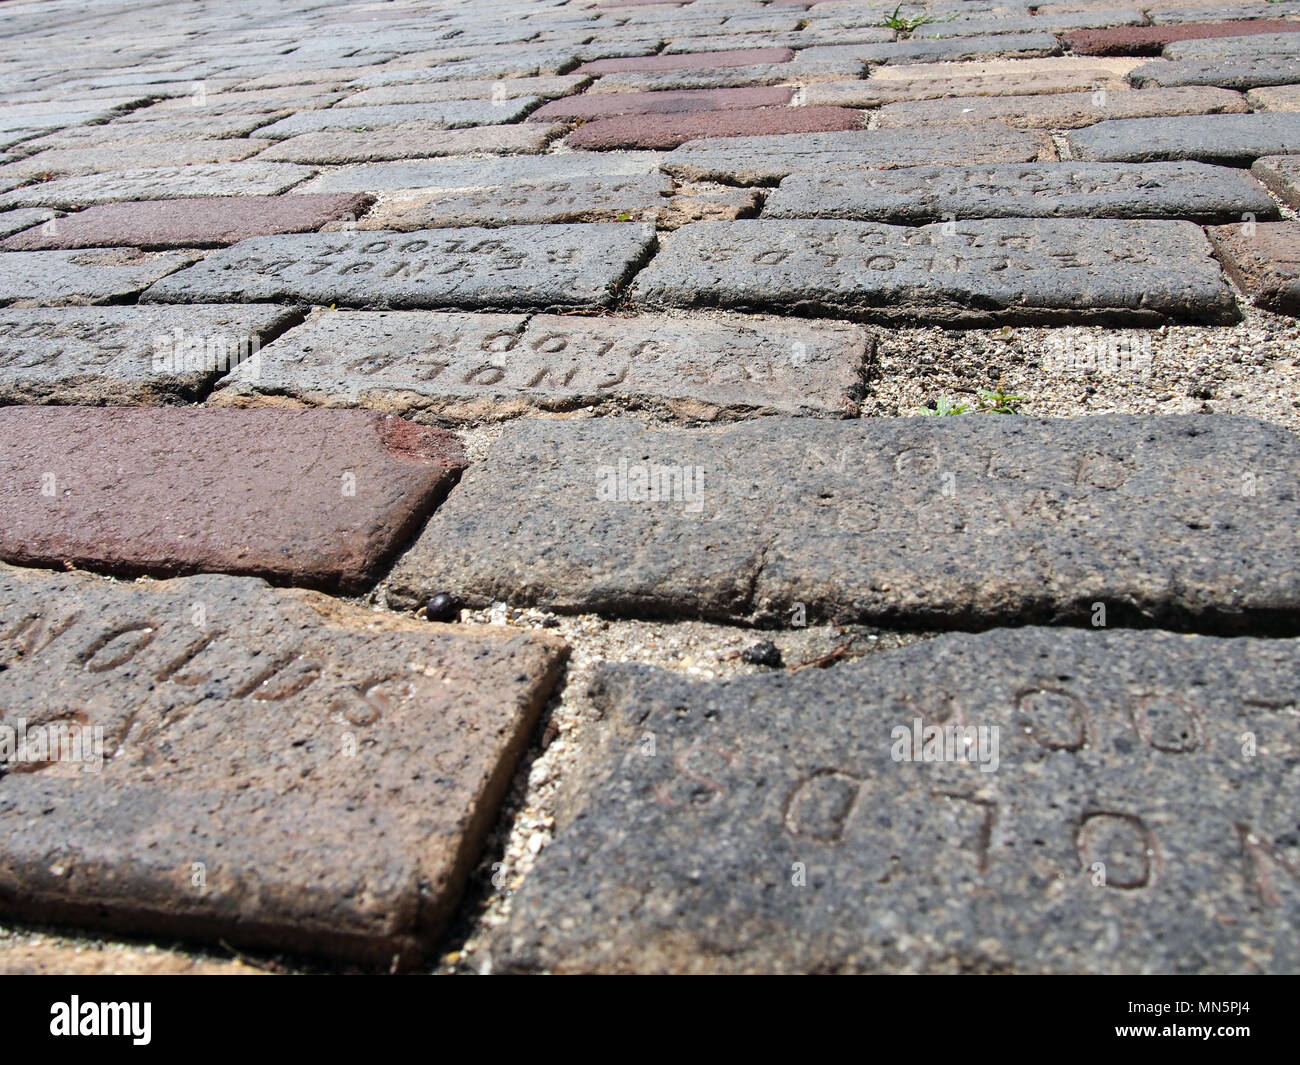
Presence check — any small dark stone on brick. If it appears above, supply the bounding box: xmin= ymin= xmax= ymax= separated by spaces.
xmin=742 ymin=640 xmax=783 ymax=668
xmin=425 ymin=592 xmax=460 ymax=622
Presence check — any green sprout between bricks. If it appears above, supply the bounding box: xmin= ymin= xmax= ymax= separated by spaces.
xmin=920 ymin=387 xmax=1026 ymax=416
xmin=880 ymin=3 xmax=956 ymax=35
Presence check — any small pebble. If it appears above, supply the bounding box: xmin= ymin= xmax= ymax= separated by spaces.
xmin=741 ymin=640 xmax=783 ymax=668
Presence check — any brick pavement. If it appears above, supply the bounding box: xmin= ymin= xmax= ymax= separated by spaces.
xmin=0 ymin=0 xmax=1298 ymax=976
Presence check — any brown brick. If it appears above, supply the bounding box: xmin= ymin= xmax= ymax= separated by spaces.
xmin=0 ymin=407 xmax=465 ymax=592
xmin=575 ymin=47 xmax=794 ymax=76
xmin=1068 ymin=19 xmax=1300 ymax=56
xmin=0 ymin=563 xmax=566 ymax=968
xmin=529 ymin=85 xmax=793 ymax=122
xmin=566 ymin=105 xmax=866 ymax=149
xmin=1 ymin=194 xmax=374 ymax=251
xmin=1208 ymin=220 xmax=1300 ymax=316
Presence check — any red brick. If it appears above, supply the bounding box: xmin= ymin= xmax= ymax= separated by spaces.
xmin=0 ymin=407 xmax=465 ymax=592
xmin=1067 ymin=19 xmax=1300 ymax=57
xmin=1208 ymin=220 xmax=1300 ymax=316
xmin=0 ymin=194 xmax=374 ymax=251
xmin=566 ymin=105 xmax=866 ymax=150
xmin=575 ymin=47 xmax=795 ymax=76
xmin=530 ymin=85 xmax=793 ymax=122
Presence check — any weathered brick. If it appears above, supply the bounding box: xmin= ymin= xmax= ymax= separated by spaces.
xmin=1208 ymin=220 xmax=1300 ymax=315
xmin=0 ymin=194 xmax=372 ymax=250
xmin=0 ymin=564 xmax=565 ymax=967
xmin=566 ymin=104 xmax=865 ymax=149
xmin=0 ymin=407 xmax=465 ymax=592
xmin=1068 ymin=19 xmax=1300 ymax=56
xmin=575 ymin=47 xmax=794 ymax=74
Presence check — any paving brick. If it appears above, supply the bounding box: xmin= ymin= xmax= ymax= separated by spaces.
xmin=0 ymin=208 xmax=54 ymax=239
xmin=1068 ymin=19 xmax=1300 ymax=56
xmin=0 ymin=406 xmax=464 ymax=591
xmin=1208 ymin=221 xmax=1300 ymax=316
xmin=0 ymin=304 xmax=299 ymax=404
xmin=566 ymin=104 xmax=866 ymax=149
xmin=144 ymin=224 xmax=656 ymax=311
xmin=213 ymin=309 xmax=870 ymax=419
xmin=804 ymin=63 xmax=1143 ymax=106
xmin=0 ymin=563 xmax=565 ymax=967
xmin=1129 ymin=56 xmax=1300 ymax=90
xmin=1252 ymin=153 xmax=1300 ymax=208
xmin=0 ymin=193 xmax=373 ymax=251
xmin=530 ymin=85 xmax=793 ymax=121
xmin=255 ymin=99 xmax=538 ymax=139
xmin=575 ymin=47 xmax=794 ymax=75
xmin=1163 ymin=30 xmax=1300 ymax=58
xmin=790 ymin=33 xmax=1062 ymax=72
xmin=873 ymin=86 xmax=1248 ymax=130
xmin=662 ymin=125 xmax=1047 ymax=184
xmin=356 ymin=175 xmax=671 ymax=229
xmin=631 ymin=218 xmax=1236 ymax=325
xmin=1248 ymin=84 xmax=1300 ymax=112
xmin=763 ymin=161 xmax=1277 ymax=225
xmin=256 ymin=122 xmax=562 ymax=164
xmin=0 ymin=163 xmax=317 ymax=210
xmin=586 ymin=64 xmax=808 ymax=93
xmin=339 ymin=74 xmax=590 ymax=107
xmin=0 ymin=139 xmax=276 ymax=181
xmin=293 ymin=151 xmax=661 ymax=194
xmin=387 ymin=413 xmax=1300 ymax=627
xmin=1068 ymin=112 xmax=1300 ymax=164
xmin=498 ymin=628 xmax=1300 ymax=973
xmin=0 ymin=248 xmax=197 ymax=306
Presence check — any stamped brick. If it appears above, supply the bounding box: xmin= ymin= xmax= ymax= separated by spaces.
xmin=0 ymin=194 xmax=373 ymax=251
xmin=0 ymin=248 xmax=197 ymax=306
xmin=574 ymin=47 xmax=794 ymax=75
xmin=0 ymin=140 xmax=275 ymax=182
xmin=0 ymin=304 xmax=299 ymax=404
xmin=763 ymin=162 xmax=1277 ymax=225
xmin=387 ymin=414 xmax=1300 ymax=629
xmin=631 ymin=218 xmax=1236 ymax=325
xmin=529 ymin=86 xmax=793 ymax=121
xmin=0 ymin=406 xmax=465 ymax=591
xmin=498 ymin=628 xmax=1300 ymax=973
xmin=873 ymin=86 xmax=1248 ymax=130
xmin=566 ymin=104 xmax=866 ymax=149
xmin=0 ymin=163 xmax=316 ymax=210
xmin=293 ymin=151 xmax=661 ymax=194
xmin=1067 ymin=19 xmax=1300 ymax=56
xmin=1252 ymin=153 xmax=1300 ymax=208
xmin=1208 ymin=221 xmax=1300 ymax=315
xmin=257 ymin=123 xmax=562 ymax=164
xmin=1068 ymin=112 xmax=1300 ymax=164
xmin=213 ymin=309 xmax=870 ymax=419
xmin=0 ymin=563 xmax=565 ymax=967
xmin=144 ymin=224 xmax=656 ymax=311
xmin=662 ymin=125 xmax=1047 ymax=184
xmin=357 ymin=175 xmax=671 ymax=229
